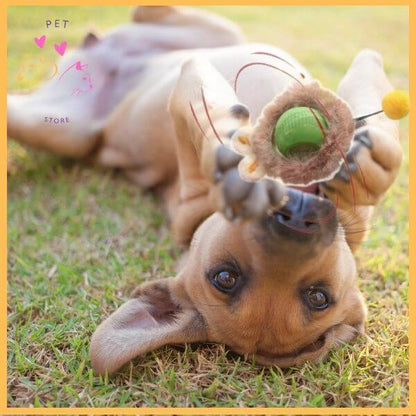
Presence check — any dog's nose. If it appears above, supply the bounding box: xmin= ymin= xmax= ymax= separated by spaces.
xmin=276 ymin=188 xmax=320 ymax=231
xmin=272 ymin=188 xmax=336 ymax=239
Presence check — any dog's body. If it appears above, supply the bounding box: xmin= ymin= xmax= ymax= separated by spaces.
xmin=8 ymin=6 xmax=403 ymax=375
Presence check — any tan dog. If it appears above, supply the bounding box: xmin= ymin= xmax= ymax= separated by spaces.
xmin=7 ymin=6 xmax=403 ymax=375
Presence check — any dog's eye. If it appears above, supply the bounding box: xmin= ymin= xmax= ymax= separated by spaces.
xmin=212 ymin=270 xmax=238 ymax=292
xmin=305 ymin=287 xmax=329 ymax=310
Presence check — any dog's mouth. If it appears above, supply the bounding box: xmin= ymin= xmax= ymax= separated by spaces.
xmin=290 ymin=182 xmax=326 ymax=197
xmin=256 ymin=332 xmax=326 ymax=360
xmin=253 ymin=325 xmax=338 ymax=364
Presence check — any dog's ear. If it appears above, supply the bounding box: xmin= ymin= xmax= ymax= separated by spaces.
xmin=82 ymin=32 xmax=100 ymax=48
xmin=90 ymin=278 xmax=206 ymax=375
xmin=254 ymin=288 xmax=367 ymax=367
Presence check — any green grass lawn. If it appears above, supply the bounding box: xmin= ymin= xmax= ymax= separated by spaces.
xmin=7 ymin=5 xmax=409 ymax=408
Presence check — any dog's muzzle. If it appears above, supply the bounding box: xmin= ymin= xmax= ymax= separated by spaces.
xmin=266 ymin=186 xmax=338 ymax=245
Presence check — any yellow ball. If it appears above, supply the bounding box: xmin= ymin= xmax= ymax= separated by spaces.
xmin=382 ymin=90 xmax=410 ymax=120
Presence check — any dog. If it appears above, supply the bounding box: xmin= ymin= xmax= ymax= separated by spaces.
xmin=7 ymin=6 xmax=403 ymax=375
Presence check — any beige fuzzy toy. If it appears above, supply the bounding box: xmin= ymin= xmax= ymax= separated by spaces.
xmin=230 ymin=82 xmax=409 ymax=186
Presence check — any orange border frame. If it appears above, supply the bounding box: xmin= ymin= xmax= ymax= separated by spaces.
xmin=1 ymin=0 xmax=413 ymax=414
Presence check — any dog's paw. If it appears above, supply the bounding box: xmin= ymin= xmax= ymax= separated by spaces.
xmin=322 ymin=124 xmax=402 ymax=208
xmin=211 ymin=144 xmax=286 ymax=220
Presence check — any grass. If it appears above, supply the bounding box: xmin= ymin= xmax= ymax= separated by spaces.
xmin=7 ymin=5 xmax=409 ymax=408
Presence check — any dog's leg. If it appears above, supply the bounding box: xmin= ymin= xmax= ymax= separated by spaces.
xmin=7 ymin=93 xmax=103 ymax=159
xmin=168 ymin=58 xmax=246 ymax=245
xmin=169 ymin=58 xmax=286 ymax=245
xmin=131 ymin=6 xmax=244 ymax=47
xmin=322 ymin=49 xmax=403 ymax=249
xmin=131 ymin=6 xmax=179 ymax=23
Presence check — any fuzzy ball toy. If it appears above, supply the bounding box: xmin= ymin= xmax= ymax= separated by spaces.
xmin=232 ymin=81 xmax=354 ymax=185
xmin=232 ymin=83 xmax=409 ymax=185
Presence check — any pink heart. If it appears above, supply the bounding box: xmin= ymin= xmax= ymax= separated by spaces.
xmin=54 ymin=41 xmax=67 ymax=56
xmin=34 ymin=35 xmax=46 ymax=48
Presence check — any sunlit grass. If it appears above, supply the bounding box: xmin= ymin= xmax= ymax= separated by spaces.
xmin=7 ymin=5 xmax=408 ymax=408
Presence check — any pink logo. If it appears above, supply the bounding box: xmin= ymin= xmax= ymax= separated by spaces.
xmin=54 ymin=41 xmax=67 ymax=56
xmin=59 ymin=60 xmax=93 ymax=96
xmin=34 ymin=35 xmax=46 ymax=48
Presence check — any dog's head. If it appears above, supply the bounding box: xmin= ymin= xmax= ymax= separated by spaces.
xmin=90 ymin=187 xmax=366 ymax=375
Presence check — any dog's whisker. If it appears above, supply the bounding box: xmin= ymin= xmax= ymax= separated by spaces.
xmin=195 ymin=302 xmax=227 ymax=308
xmin=337 ymin=214 xmax=366 ymax=227
xmin=251 ymin=51 xmax=301 ymax=72
xmin=337 ymin=219 xmax=372 ymax=230
xmin=234 ymin=54 xmax=332 ymax=118
xmin=201 ymin=87 xmax=223 ymax=144
xmin=343 ymin=228 xmax=371 ymax=235
xmin=334 ymin=142 xmax=357 ymax=210
xmin=336 ymin=221 xmax=372 ymax=233
xmin=233 ymin=61 xmax=303 ymax=92
xmin=339 ymin=216 xmax=371 ymax=229
xmin=337 ymin=217 xmax=364 ymax=227
xmin=189 ymin=101 xmax=208 ymax=140
xmin=353 ymin=156 xmax=370 ymax=199
xmin=344 ymin=220 xmax=370 ymax=229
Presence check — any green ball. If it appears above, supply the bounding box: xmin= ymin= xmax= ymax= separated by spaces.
xmin=273 ymin=107 xmax=328 ymax=158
